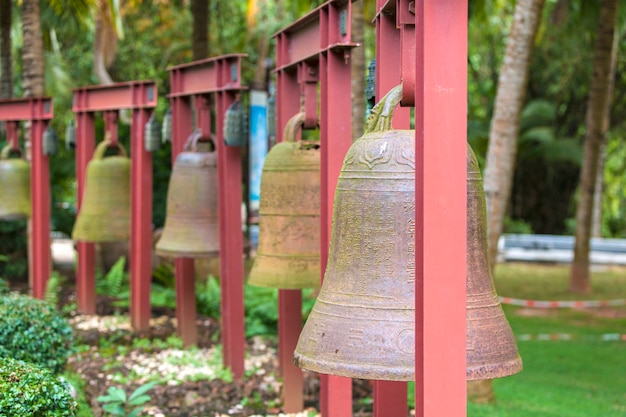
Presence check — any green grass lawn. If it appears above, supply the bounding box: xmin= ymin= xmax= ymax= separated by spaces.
xmin=467 ymin=262 xmax=626 ymax=417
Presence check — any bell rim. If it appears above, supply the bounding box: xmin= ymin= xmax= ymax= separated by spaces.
xmin=155 ymin=248 xmax=219 ymax=259
xmin=293 ymin=351 xmax=414 ymax=381
xmin=466 ymin=355 xmax=523 ymax=381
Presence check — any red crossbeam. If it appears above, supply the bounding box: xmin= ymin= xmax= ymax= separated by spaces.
xmin=273 ymin=1 xmax=356 ymax=414
xmin=0 ymin=97 xmax=53 ymax=121
xmin=72 ymin=81 xmax=157 ymax=112
xmin=167 ymin=54 xmax=247 ymax=378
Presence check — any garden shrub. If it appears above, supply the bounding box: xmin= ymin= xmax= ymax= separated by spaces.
xmin=0 ymin=278 xmax=8 ymax=295
xmin=0 ymin=357 xmax=77 ymax=416
xmin=0 ymin=294 xmax=73 ymax=374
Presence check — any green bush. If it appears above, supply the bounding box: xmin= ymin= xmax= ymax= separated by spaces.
xmin=0 ymin=294 xmax=73 ymax=374
xmin=0 ymin=357 xmax=77 ymax=416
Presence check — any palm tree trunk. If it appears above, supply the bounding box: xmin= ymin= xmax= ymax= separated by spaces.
xmin=22 ymin=0 xmax=45 ymax=98
xmin=0 ymin=0 xmax=11 ymax=99
xmin=351 ymin=0 xmax=365 ymax=140
xmin=477 ymin=0 xmax=545 ymax=404
xmin=591 ymin=143 xmax=606 ymax=238
xmin=192 ymin=0 xmax=209 ymax=60
xmin=570 ymin=0 xmax=618 ymax=294
xmin=483 ymin=0 xmax=545 ymax=269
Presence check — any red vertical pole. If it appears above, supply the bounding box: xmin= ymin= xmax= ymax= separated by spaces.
xmin=130 ymin=85 xmax=154 ymax=331
xmin=278 ymin=289 xmax=304 ymax=412
xmin=75 ymin=108 xmax=96 ymax=314
xmin=274 ymin=55 xmax=306 ymax=412
xmin=414 ymin=2 xmax=467 ymax=417
xmin=319 ymin=13 xmax=353 ymax=417
xmin=170 ymin=79 xmax=198 ymax=346
xmin=30 ymin=115 xmax=51 ymax=299
xmin=216 ymin=85 xmax=245 ymax=379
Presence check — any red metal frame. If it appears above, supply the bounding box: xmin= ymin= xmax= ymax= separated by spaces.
xmin=414 ymin=2 xmax=467 ymax=416
xmin=72 ymin=81 xmax=157 ymax=332
xmin=273 ymin=1 xmax=357 ymax=414
xmin=0 ymin=97 xmax=53 ymax=299
xmin=168 ymin=55 xmax=247 ymax=377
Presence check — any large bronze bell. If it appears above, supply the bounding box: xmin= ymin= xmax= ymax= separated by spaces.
xmin=247 ymin=112 xmax=320 ymax=289
xmin=293 ymin=85 xmax=522 ymax=381
xmin=0 ymin=145 xmax=31 ymax=220
xmin=156 ymin=129 xmax=219 ymax=258
xmin=72 ymin=138 xmax=131 ymax=242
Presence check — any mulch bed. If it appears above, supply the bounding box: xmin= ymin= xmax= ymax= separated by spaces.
xmin=60 ymin=289 xmax=375 ymax=417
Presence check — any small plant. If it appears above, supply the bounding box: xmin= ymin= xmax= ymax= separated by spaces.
xmin=0 ymin=357 xmax=77 ymax=416
xmin=97 ymin=381 xmax=158 ymax=417
xmin=97 ymin=256 xmax=127 ymax=297
xmin=45 ymin=271 xmax=64 ymax=306
xmin=0 ymin=293 xmax=73 ymax=374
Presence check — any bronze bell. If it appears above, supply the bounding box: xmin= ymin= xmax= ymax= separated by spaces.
xmin=247 ymin=112 xmax=321 ymax=289
xmin=0 ymin=145 xmax=31 ymax=220
xmin=293 ymin=85 xmax=522 ymax=381
xmin=156 ymin=129 xmax=219 ymax=258
xmin=72 ymin=138 xmax=131 ymax=242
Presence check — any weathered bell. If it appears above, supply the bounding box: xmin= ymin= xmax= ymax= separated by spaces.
xmin=43 ymin=126 xmax=59 ymax=156
xmin=155 ymin=129 xmax=219 ymax=258
xmin=72 ymin=138 xmax=131 ymax=242
xmin=0 ymin=145 xmax=31 ymax=220
xmin=293 ymin=85 xmax=522 ymax=381
xmin=144 ymin=114 xmax=162 ymax=152
xmin=247 ymin=112 xmax=320 ymax=289
xmin=65 ymin=121 xmax=76 ymax=150
xmin=223 ymin=100 xmax=248 ymax=147
xmin=162 ymin=109 xmax=172 ymax=144
xmin=466 ymin=144 xmax=522 ymax=380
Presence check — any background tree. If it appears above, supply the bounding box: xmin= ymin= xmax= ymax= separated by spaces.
xmin=0 ymin=0 xmax=11 ymax=98
xmin=482 ymin=0 xmax=546 ymax=268
xmin=570 ymin=0 xmax=619 ymax=293
xmin=192 ymin=0 xmax=209 ymax=60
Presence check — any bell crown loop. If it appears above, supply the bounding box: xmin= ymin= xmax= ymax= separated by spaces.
xmin=0 ymin=144 xmax=23 ymax=160
xmin=183 ymin=128 xmax=216 ymax=153
xmin=93 ymin=134 xmax=127 ymax=160
xmin=364 ymin=84 xmax=403 ymax=134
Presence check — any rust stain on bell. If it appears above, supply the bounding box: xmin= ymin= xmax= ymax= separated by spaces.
xmin=293 ymin=85 xmax=522 ymax=381
xmin=248 ymin=112 xmax=321 ymax=289
xmin=156 ymin=130 xmax=219 ymax=258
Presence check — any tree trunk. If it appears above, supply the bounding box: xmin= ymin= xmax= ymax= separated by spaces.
xmin=93 ymin=1 xmax=117 ymax=85
xmin=570 ymin=0 xmax=618 ymax=294
xmin=591 ymin=142 xmax=606 ymax=238
xmin=191 ymin=0 xmax=209 ymax=60
xmin=483 ymin=0 xmax=545 ymax=269
xmin=22 ymin=0 xmax=45 ymax=98
xmin=351 ymin=0 xmax=365 ymax=139
xmin=0 ymin=0 xmax=11 ymax=99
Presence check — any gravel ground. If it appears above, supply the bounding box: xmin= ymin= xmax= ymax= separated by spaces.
xmin=66 ymin=298 xmax=374 ymax=417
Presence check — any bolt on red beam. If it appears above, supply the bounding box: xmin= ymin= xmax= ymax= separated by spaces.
xmin=414 ymin=1 xmax=468 ymax=417
xmin=273 ymin=1 xmax=357 ymax=414
xmin=72 ymin=81 xmax=157 ymax=329
xmin=0 ymin=98 xmax=54 ymax=300
xmin=167 ymin=54 xmax=248 ymax=374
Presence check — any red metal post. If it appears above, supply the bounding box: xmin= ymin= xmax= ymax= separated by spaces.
xmin=273 ymin=2 xmax=357 ymax=414
xmin=167 ymin=55 xmax=247 ymax=371
xmin=169 ymin=69 xmax=197 ymax=347
xmin=414 ymin=2 xmax=467 ymax=417
xmin=72 ymin=82 xmax=157 ymax=326
xmin=130 ymin=84 xmax=155 ymax=331
xmin=0 ymin=98 xmax=53 ymax=300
